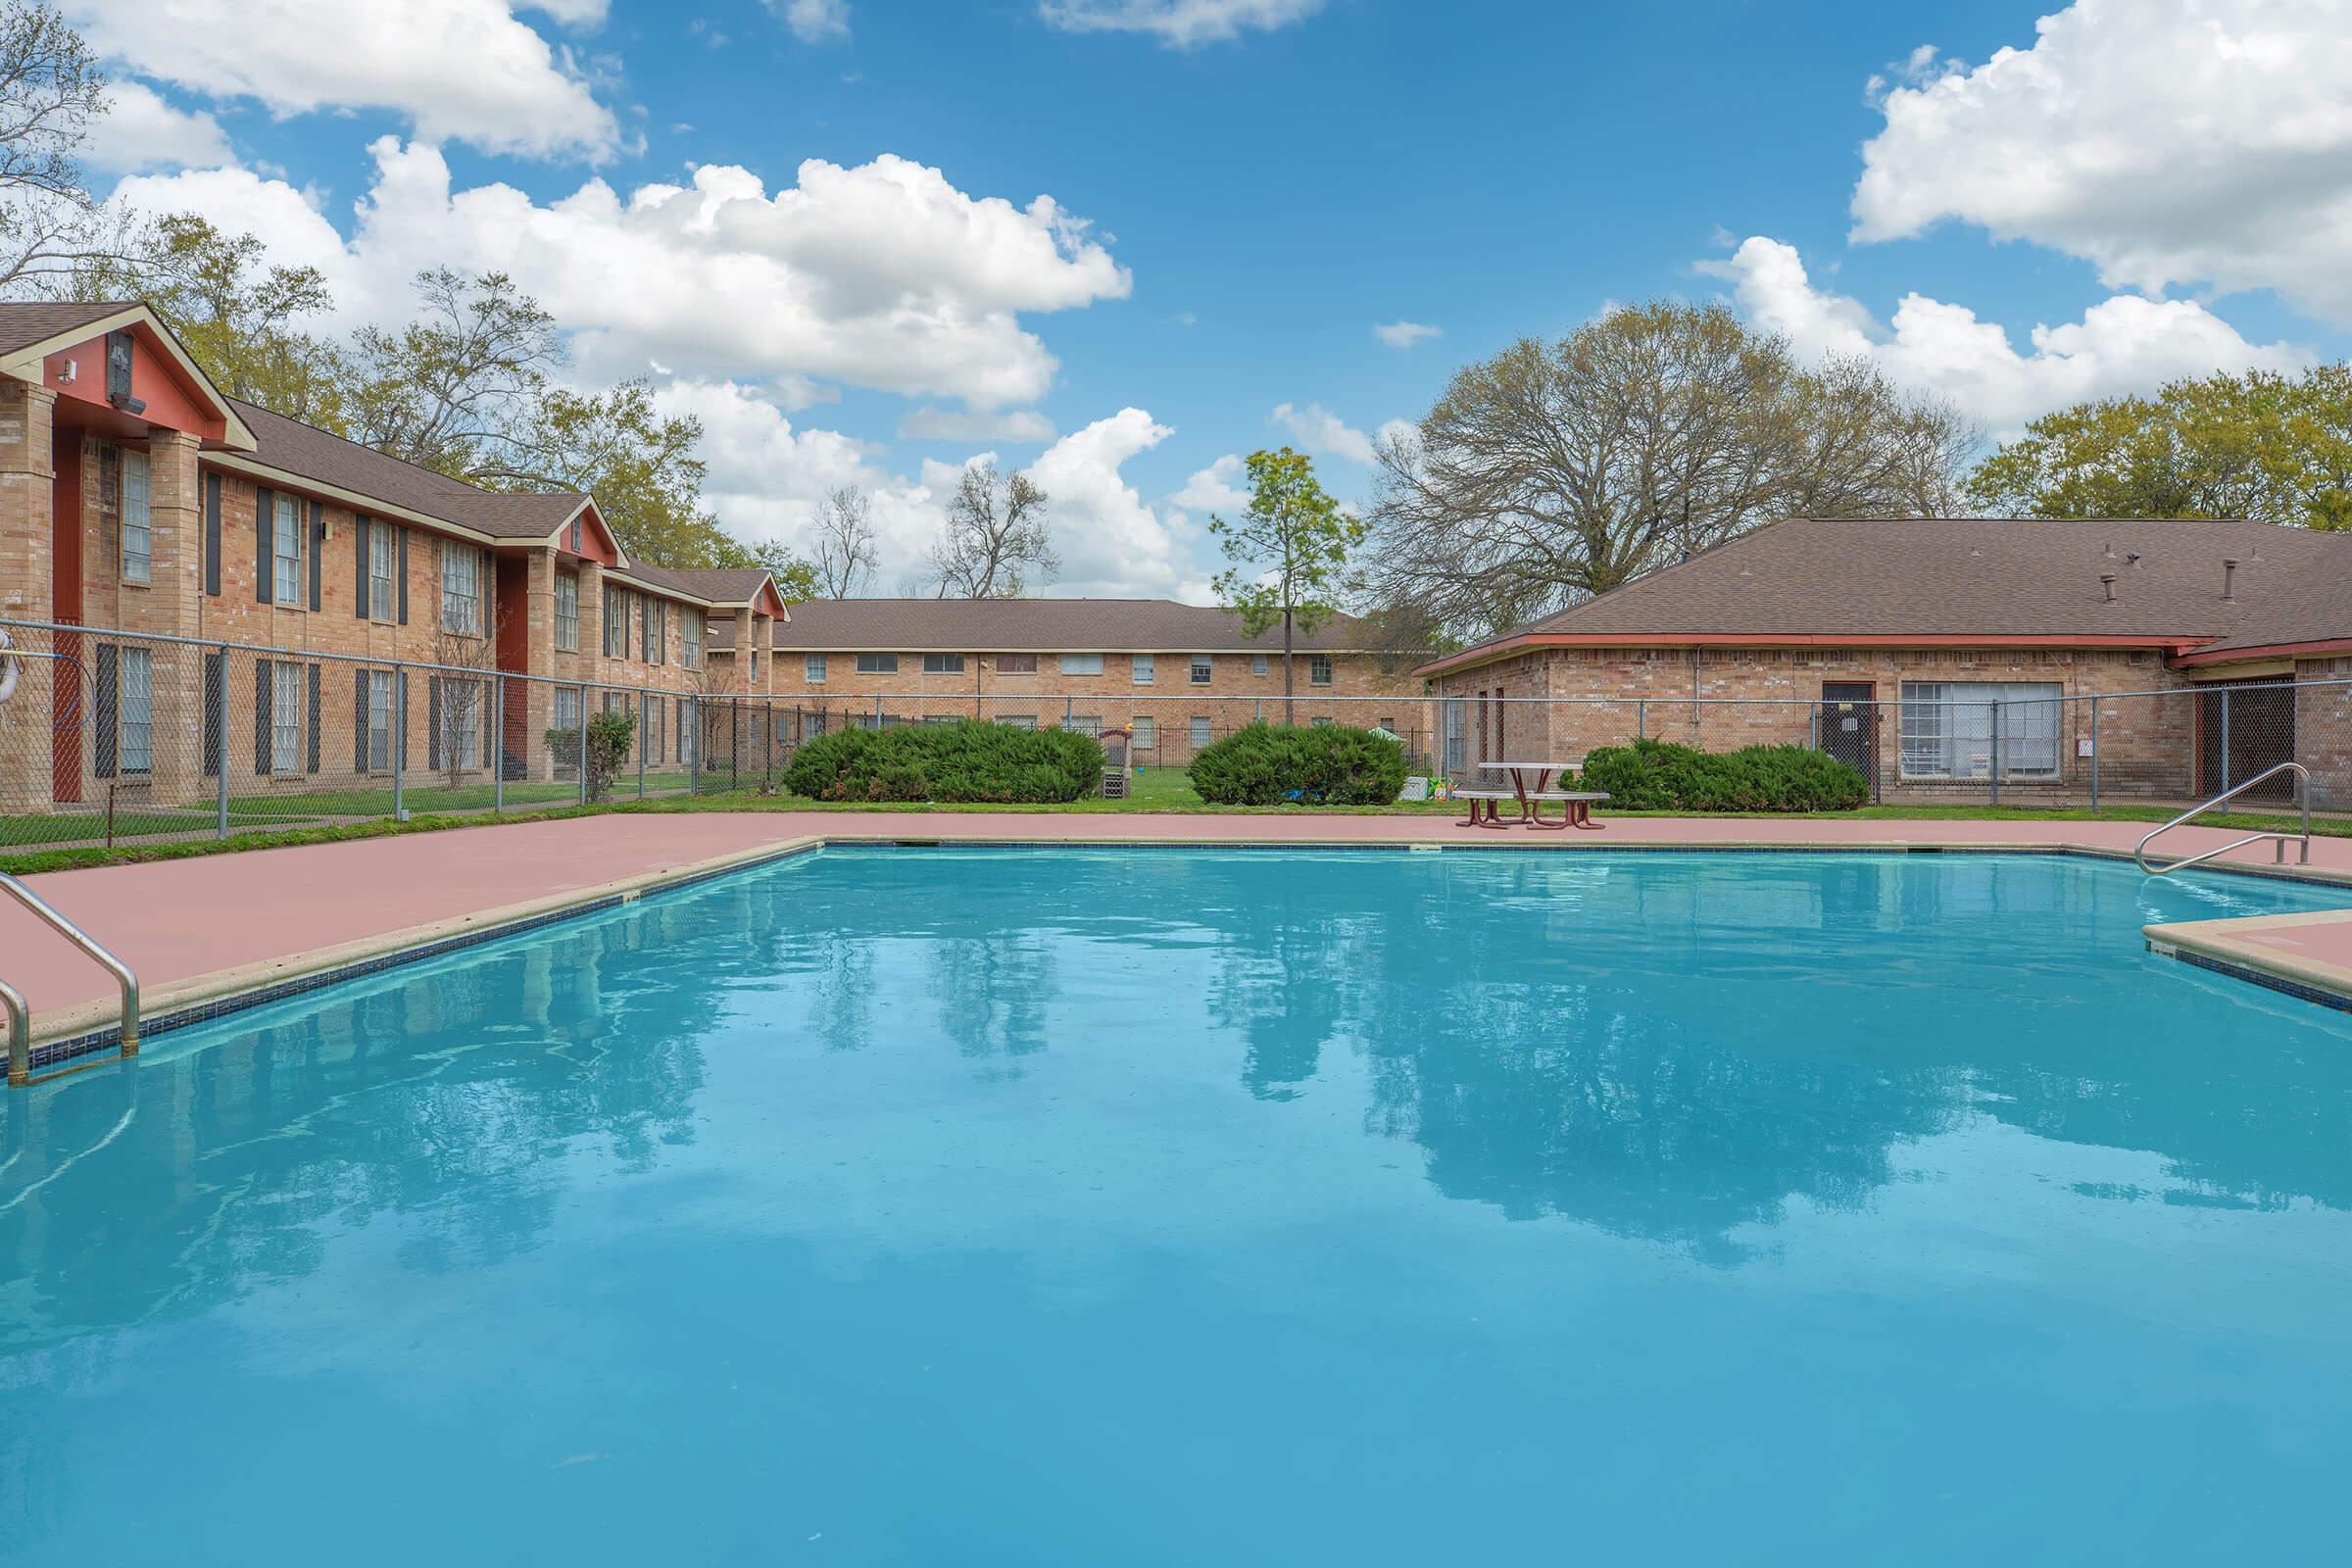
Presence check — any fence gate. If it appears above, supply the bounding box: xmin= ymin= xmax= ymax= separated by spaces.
xmin=2197 ymin=681 xmax=2296 ymax=801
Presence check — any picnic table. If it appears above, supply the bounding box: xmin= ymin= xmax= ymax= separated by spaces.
xmin=1458 ymin=760 xmax=1608 ymax=830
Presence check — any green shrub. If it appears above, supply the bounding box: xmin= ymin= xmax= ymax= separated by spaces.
xmin=1189 ymin=722 xmax=1407 ymax=806
xmin=1578 ymin=738 xmax=1868 ymax=812
xmin=781 ymin=720 xmax=1104 ymax=804
xmin=544 ymin=709 xmax=640 ymax=803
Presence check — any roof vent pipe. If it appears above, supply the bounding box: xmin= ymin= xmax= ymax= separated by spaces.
xmin=2223 ymin=557 xmax=2240 ymax=602
xmin=2100 ymin=571 xmax=2118 ymax=603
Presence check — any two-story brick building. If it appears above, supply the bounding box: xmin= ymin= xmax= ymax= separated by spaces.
xmin=764 ymin=597 xmax=1427 ymax=763
xmin=0 ymin=301 xmax=790 ymax=813
xmin=1416 ymin=514 xmax=2352 ymax=803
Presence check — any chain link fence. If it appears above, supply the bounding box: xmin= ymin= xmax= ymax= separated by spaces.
xmin=0 ymin=616 xmax=2335 ymax=855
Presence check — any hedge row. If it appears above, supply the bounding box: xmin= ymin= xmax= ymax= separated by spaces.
xmin=1578 ymin=738 xmax=1868 ymax=811
xmin=1189 ymin=722 xmax=1407 ymax=806
xmin=781 ymin=720 xmax=1105 ymax=804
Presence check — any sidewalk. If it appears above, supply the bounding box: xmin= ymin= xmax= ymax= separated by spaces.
xmin=6 ymin=809 xmax=2346 ymax=1022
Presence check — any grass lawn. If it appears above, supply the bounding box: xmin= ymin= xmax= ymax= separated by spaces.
xmin=2 ymin=765 xmax=2338 ymax=876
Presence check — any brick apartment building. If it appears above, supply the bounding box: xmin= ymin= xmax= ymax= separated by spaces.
xmin=1418 ymin=515 xmax=2352 ymax=802
xmin=0 ymin=301 xmax=790 ymax=813
xmin=764 ymin=598 xmax=1427 ymax=763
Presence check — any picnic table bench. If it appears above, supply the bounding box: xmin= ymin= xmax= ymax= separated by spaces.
xmin=1464 ymin=761 xmax=1609 ymax=830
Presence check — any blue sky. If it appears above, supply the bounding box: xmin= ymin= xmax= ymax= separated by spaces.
xmin=67 ymin=0 xmax=2352 ymax=598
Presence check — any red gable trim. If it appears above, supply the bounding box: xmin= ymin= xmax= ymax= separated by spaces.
xmin=1415 ymin=631 xmax=2211 ymax=679
xmin=2174 ymin=637 xmax=2352 ymax=666
xmin=752 ymin=579 xmax=790 ymax=617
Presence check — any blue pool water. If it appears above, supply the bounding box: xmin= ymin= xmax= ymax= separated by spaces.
xmin=4 ymin=848 xmax=2350 ymax=1564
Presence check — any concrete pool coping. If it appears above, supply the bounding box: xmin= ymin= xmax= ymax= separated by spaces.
xmin=9 ymin=810 xmax=2351 ymax=1072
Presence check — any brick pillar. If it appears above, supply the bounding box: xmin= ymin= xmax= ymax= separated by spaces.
xmin=0 ymin=377 xmax=56 ymax=812
xmin=522 ymin=545 xmax=559 ymax=781
xmin=140 ymin=428 xmax=205 ymax=801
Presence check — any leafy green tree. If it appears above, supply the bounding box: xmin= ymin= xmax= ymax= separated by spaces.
xmin=1967 ymin=365 xmax=2352 ymax=529
xmin=1210 ymin=447 xmax=1365 ymax=721
xmin=487 ymin=378 xmax=741 ymax=567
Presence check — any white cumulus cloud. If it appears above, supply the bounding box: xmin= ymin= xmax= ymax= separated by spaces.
xmin=1270 ymin=402 xmax=1411 ymax=466
xmin=114 ymin=139 xmax=1132 ymax=411
xmin=1024 ymin=409 xmax=1204 ymax=598
xmin=898 ymin=407 xmax=1057 ymax=443
xmin=1171 ymin=453 xmax=1250 ymax=514
xmin=1704 ymin=235 xmax=2311 ymax=430
xmin=771 ymin=0 xmax=851 ymax=42
xmin=1851 ymin=0 xmax=2352 ymax=322
xmin=1373 ymin=319 xmax=1441 ymax=348
xmin=1037 ymin=0 xmax=1327 ymax=47
xmin=64 ymin=0 xmax=622 ymax=162
xmin=79 ymin=81 xmax=233 ymax=174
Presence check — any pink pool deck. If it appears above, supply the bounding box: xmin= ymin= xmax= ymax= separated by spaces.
xmin=5 ymin=810 xmax=2349 ymax=1035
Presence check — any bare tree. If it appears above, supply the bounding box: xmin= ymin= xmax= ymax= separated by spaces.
xmin=810 ymin=484 xmax=879 ymax=598
xmin=1360 ymin=302 xmax=1978 ymax=644
xmin=0 ymin=3 xmax=132 ymax=296
xmin=345 ymin=269 xmax=565 ymax=477
xmin=927 ymin=461 xmax=1055 ymax=598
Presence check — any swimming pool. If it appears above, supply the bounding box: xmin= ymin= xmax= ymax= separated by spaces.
xmin=3 ymin=847 xmax=2349 ymax=1564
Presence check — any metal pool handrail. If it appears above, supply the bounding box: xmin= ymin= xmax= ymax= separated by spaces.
xmin=2134 ymin=762 xmax=2312 ymax=876
xmin=2 ymin=974 xmax=26 ymax=1088
xmin=0 ymin=872 xmax=139 ymax=1082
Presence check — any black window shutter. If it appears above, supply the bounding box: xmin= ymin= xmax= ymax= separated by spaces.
xmin=307 ymin=663 xmax=322 ymax=772
xmin=203 ymin=472 xmax=221 ymax=597
xmin=355 ymin=669 xmax=369 ymax=772
xmin=256 ymin=486 xmax=274 ymax=604
xmin=309 ymin=502 xmax=324 ymax=612
xmin=202 ymin=651 xmax=223 ymax=777
xmin=93 ymin=645 xmax=119 ymax=780
xmin=354 ymin=516 xmax=369 ymax=619
xmin=428 ymin=676 xmax=444 ymax=770
xmin=397 ymin=526 xmax=410 ymax=624
xmin=255 ymin=660 xmax=273 ymax=774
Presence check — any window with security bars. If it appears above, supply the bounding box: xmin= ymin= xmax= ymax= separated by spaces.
xmin=1189 ymin=716 xmax=1211 ymax=749
xmin=682 ymin=611 xmax=702 ymax=667
xmin=605 ymin=587 xmax=631 ymax=656
xmin=1309 ymin=655 xmax=1333 ymax=687
xmin=118 ymin=647 xmax=152 ymax=773
xmin=1132 ymin=715 xmax=1155 ymax=748
xmin=368 ymin=522 xmax=398 ymax=620
xmin=120 ymin=450 xmax=151 ymax=583
xmin=271 ymin=662 xmax=304 ymax=772
xmin=556 ymin=572 xmax=579 ymax=650
xmin=272 ymin=494 xmax=304 ymax=604
xmin=366 ymin=671 xmax=395 ymax=771
xmin=1190 ymin=656 xmax=1212 ymax=685
xmin=1068 ymin=713 xmax=1102 ymax=737
xmin=1899 ymin=681 xmax=2062 ymax=778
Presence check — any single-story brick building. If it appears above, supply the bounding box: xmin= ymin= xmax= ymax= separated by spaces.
xmin=765 ymin=597 xmax=1427 ymax=763
xmin=1415 ymin=515 xmax=2350 ymax=804
xmin=0 ymin=301 xmax=791 ymax=813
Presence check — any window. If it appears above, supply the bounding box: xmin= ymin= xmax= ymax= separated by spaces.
xmin=1309 ymin=655 xmax=1334 ymax=687
xmin=683 ymin=610 xmax=703 ymax=668
xmin=1190 ymin=655 xmax=1212 ymax=685
xmin=120 ymin=450 xmax=151 ymax=583
xmin=1899 ymin=681 xmax=2063 ymax=779
xmin=555 ymin=572 xmax=579 ymax=651
xmin=369 ymin=523 xmax=397 ymax=621
xmin=923 ymin=714 xmax=958 ymax=725
xmin=118 ymin=647 xmax=152 ymax=774
xmin=645 ymin=696 xmax=665 ymax=763
xmin=922 ymin=653 xmax=965 ymax=674
xmin=554 ymin=685 xmax=582 ymax=734
xmin=271 ymin=662 xmax=304 ymax=773
xmin=1251 ymin=654 xmax=1268 ymax=676
xmin=441 ymin=540 xmax=483 ymax=635
xmin=367 ymin=671 xmax=395 ymax=771
xmin=1132 ymin=654 xmax=1155 ymax=685
xmin=1068 ymin=713 xmax=1102 ymax=737
xmin=604 ymin=587 xmax=630 ymax=657
xmin=444 ymin=679 xmax=485 ymax=770
xmin=996 ymin=654 xmax=1038 ymax=674
xmin=1060 ymin=654 xmax=1103 ymax=675
xmin=999 ymin=714 xmax=1036 ymax=730
xmin=643 ymin=598 xmax=665 ymax=664
xmin=1189 ymin=716 xmax=1212 ymax=749
xmin=857 ymin=654 xmax=899 ymax=674
xmin=806 ymin=653 xmax=828 ymax=682
xmin=1132 ymin=715 xmax=1155 ymax=749
xmin=272 ymin=493 xmax=304 ymax=605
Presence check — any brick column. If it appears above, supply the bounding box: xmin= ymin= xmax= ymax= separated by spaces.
xmin=522 ymin=545 xmax=559 ymax=781
xmin=0 ymin=378 xmax=56 ymax=812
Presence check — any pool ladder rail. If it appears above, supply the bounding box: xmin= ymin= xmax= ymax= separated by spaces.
xmin=1 ymin=871 xmax=139 ymax=1088
xmin=2134 ymin=762 xmax=2312 ymax=877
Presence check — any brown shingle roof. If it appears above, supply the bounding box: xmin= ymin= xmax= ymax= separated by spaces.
xmin=0 ymin=300 xmax=138 ymax=356
xmin=768 ymin=597 xmax=1384 ymax=652
xmin=224 ymin=398 xmax=591 ymax=543
xmin=613 ymin=564 xmax=774 ymax=606
xmin=1424 ymin=516 xmax=2349 ymax=673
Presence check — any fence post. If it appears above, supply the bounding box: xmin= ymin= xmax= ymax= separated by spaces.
xmin=492 ymin=676 xmax=505 ymax=815
xmin=577 ymin=681 xmax=589 ymax=807
xmin=1637 ymin=700 xmax=1646 ymax=741
xmin=1808 ymin=702 xmax=1818 ymax=753
xmin=731 ymin=700 xmax=740 ymax=792
xmin=1064 ymin=695 xmax=1074 ymax=728
xmin=874 ymin=693 xmax=884 ymax=729
xmin=215 ymin=642 xmax=231 ymax=839
xmin=2220 ymin=687 xmax=2232 ymax=793
xmin=392 ymin=667 xmax=407 ymax=821
xmin=638 ymin=691 xmax=647 ymax=799
xmin=687 ymin=697 xmax=699 ymax=797
xmin=2089 ymin=696 xmax=2100 ymax=814
xmin=1988 ymin=699 xmax=2001 ymax=807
